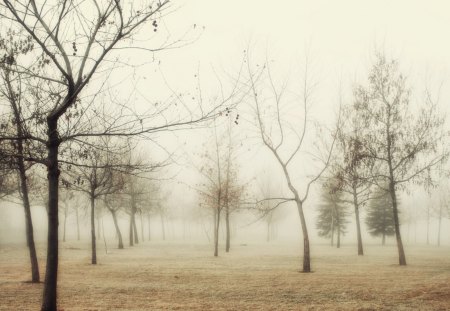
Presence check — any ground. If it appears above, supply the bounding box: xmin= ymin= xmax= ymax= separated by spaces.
xmin=0 ymin=241 xmax=449 ymax=310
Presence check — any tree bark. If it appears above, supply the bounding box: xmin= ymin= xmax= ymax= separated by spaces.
xmin=389 ymin=181 xmax=406 ymax=265
xmin=110 ymin=210 xmax=123 ymax=249
xmin=132 ymin=215 xmax=139 ymax=244
xmin=353 ymin=189 xmax=364 ymax=255
xmin=214 ymin=208 xmax=220 ymax=257
xmin=18 ymin=159 xmax=40 ymax=283
xmin=225 ymin=204 xmax=230 ymax=252
xmin=90 ymin=194 xmax=97 ymax=265
xmin=296 ymin=200 xmax=310 ymax=272
xmin=41 ymin=118 xmax=60 ymax=311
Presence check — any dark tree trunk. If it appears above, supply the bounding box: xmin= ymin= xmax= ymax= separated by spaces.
xmin=296 ymin=199 xmax=310 ymax=272
xmin=389 ymin=181 xmax=406 ymax=265
xmin=18 ymin=160 xmax=40 ymax=283
xmin=110 ymin=210 xmax=123 ymax=249
xmin=18 ymin=162 xmax=40 ymax=283
xmin=41 ymin=119 xmax=60 ymax=311
xmin=225 ymin=204 xmax=230 ymax=252
xmin=353 ymin=190 xmax=363 ymax=255
xmin=132 ymin=215 xmax=139 ymax=244
xmin=90 ymin=194 xmax=97 ymax=265
xmin=214 ymin=208 xmax=220 ymax=257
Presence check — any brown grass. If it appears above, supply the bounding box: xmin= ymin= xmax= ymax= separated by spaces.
xmin=1 ymin=241 xmax=449 ymax=310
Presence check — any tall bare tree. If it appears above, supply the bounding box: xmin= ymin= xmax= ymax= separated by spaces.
xmin=246 ymin=52 xmax=340 ymax=272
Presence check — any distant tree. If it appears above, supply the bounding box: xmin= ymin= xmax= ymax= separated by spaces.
xmin=197 ymin=116 xmax=243 ymax=256
xmin=354 ymin=53 xmax=448 ymax=265
xmin=103 ymin=192 xmax=125 ymax=249
xmin=64 ymin=138 xmax=126 ymax=265
xmin=333 ymin=103 xmax=373 ymax=255
xmin=316 ymin=181 xmax=349 ymax=248
xmin=365 ymin=187 xmax=396 ymax=245
xmin=59 ymin=190 xmax=74 ymax=243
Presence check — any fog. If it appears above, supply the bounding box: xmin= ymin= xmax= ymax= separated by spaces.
xmin=1 ymin=1 xmax=450 ymax=310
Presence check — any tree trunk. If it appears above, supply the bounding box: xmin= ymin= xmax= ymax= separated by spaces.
xmin=214 ymin=208 xmax=220 ymax=257
xmin=110 ymin=210 xmax=123 ymax=249
xmin=10 ymin=75 xmax=40 ymax=282
xmin=76 ymin=207 xmax=80 ymax=241
xmin=90 ymin=194 xmax=97 ymax=265
xmin=266 ymin=221 xmax=271 ymax=242
xmin=382 ymin=231 xmax=386 ymax=245
xmin=41 ymin=119 xmax=60 ymax=311
xmin=353 ymin=190 xmax=363 ymax=255
xmin=296 ymin=199 xmax=310 ymax=272
xmin=389 ymin=181 xmax=406 ymax=265
xmin=18 ymin=160 xmax=40 ymax=283
xmin=225 ymin=204 xmax=230 ymax=252
xmin=132 ymin=215 xmax=139 ymax=244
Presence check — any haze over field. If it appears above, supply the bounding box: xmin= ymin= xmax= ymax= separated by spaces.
xmin=0 ymin=1 xmax=450 ymax=310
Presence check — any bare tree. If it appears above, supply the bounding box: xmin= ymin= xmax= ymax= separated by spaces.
xmin=246 ymin=52 xmax=340 ymax=272
xmin=64 ymin=138 xmax=126 ymax=264
xmin=0 ymin=34 xmax=41 ymax=283
xmin=353 ymin=53 xmax=448 ymax=265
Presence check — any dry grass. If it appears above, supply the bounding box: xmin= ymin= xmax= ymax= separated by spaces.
xmin=1 ymin=241 xmax=449 ymax=310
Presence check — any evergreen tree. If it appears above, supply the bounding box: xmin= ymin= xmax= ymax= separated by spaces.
xmin=316 ymin=182 xmax=349 ymax=248
xmin=366 ymin=187 xmax=396 ymax=245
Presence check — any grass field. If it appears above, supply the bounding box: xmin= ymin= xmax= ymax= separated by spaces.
xmin=1 ymin=241 xmax=449 ymax=310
